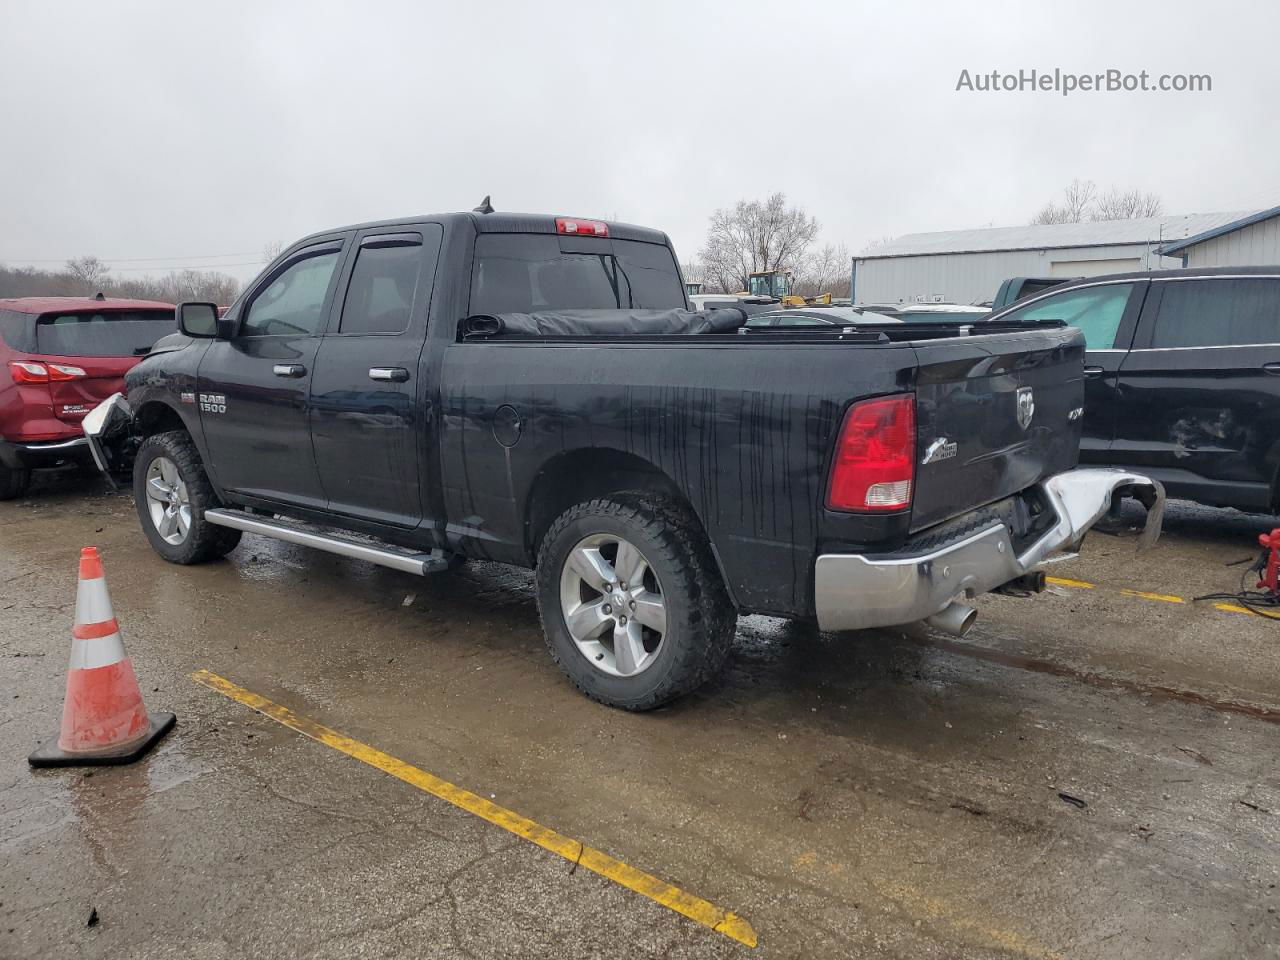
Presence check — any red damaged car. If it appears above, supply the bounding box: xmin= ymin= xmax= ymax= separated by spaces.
xmin=0 ymin=295 xmax=176 ymax=498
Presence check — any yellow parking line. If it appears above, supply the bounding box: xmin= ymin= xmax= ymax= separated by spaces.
xmin=1049 ymin=576 xmax=1245 ymax=611
xmin=1216 ymin=602 xmax=1261 ymax=616
xmin=192 ymin=669 xmax=757 ymax=948
xmin=1045 ymin=576 xmax=1095 ymax=589
xmin=1119 ymin=588 xmax=1186 ymax=604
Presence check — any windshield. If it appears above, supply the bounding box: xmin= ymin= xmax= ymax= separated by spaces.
xmin=470 ymin=234 xmax=686 ymax=314
xmin=35 ymin=310 xmax=176 ymax=357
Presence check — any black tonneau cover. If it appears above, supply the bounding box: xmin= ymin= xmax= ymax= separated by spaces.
xmin=461 ymin=309 xmax=1068 ymax=343
xmin=462 ymin=308 xmax=751 ymax=339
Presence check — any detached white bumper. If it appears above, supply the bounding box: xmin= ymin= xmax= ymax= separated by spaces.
xmin=82 ymin=392 xmax=133 ymax=477
xmin=814 ymin=468 xmax=1164 ymax=632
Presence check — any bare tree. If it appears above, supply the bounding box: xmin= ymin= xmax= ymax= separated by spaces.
xmin=1032 ymin=180 xmax=1164 ymax=224
xmin=262 ymin=240 xmax=284 ymax=263
xmin=66 ymin=255 xmax=111 ymax=289
xmin=0 ymin=263 xmax=240 ymax=305
xmin=794 ymin=242 xmax=851 ymax=297
xmin=700 ymin=193 xmax=820 ymax=293
xmin=680 ymin=260 xmax=706 ymax=288
xmin=1091 ymin=189 xmax=1163 ymax=221
xmin=1031 ymin=179 xmax=1098 ymax=224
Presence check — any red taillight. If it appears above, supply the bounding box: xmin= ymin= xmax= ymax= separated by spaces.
xmin=826 ymin=394 xmax=916 ymax=512
xmin=7 ymin=361 xmax=85 ymax=383
xmin=9 ymin=361 xmax=49 ymax=383
xmin=48 ymin=363 xmax=87 ymax=381
xmin=556 ymin=217 xmax=609 ymax=237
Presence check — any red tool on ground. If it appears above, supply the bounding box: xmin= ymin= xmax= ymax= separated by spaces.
xmin=1258 ymin=528 xmax=1280 ymax=596
xmin=28 ymin=547 xmax=175 ymax=767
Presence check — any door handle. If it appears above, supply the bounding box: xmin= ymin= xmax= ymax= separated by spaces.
xmin=272 ymin=363 xmax=306 ymax=378
xmin=369 ymin=367 xmax=410 ymax=383
xmin=1083 ymin=365 xmax=1104 ymax=379
xmin=1263 ymin=362 xmax=1280 ymax=376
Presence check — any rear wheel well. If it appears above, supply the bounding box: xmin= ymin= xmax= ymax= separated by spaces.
xmin=525 ymin=449 xmax=704 ymax=557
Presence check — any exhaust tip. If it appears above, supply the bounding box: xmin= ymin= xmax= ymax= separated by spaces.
xmin=925 ymin=601 xmax=978 ymax=638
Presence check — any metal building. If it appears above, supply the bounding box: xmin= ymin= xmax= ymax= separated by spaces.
xmin=1158 ymin=206 xmax=1280 ymax=267
xmin=851 ymin=211 xmax=1255 ymax=306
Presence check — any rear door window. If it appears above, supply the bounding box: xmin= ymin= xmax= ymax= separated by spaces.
xmin=998 ymin=283 xmax=1134 ymax=349
xmin=339 ymin=236 xmax=425 ymax=335
xmin=470 ymin=234 xmax=686 ymax=314
xmin=1150 ymin=278 xmax=1280 ymax=348
xmin=35 ymin=310 xmax=176 ymax=357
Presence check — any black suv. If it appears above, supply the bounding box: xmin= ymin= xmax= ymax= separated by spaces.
xmin=988 ymin=266 xmax=1280 ymax=512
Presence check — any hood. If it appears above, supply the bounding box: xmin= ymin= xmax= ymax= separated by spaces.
xmin=147 ymin=330 xmax=196 ymax=355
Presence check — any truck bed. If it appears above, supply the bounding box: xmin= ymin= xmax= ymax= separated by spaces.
xmin=438 ymin=320 xmax=1084 ymax=616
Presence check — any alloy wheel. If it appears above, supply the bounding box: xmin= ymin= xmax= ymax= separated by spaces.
xmin=144 ymin=456 xmax=191 ymax=545
xmin=559 ymin=533 xmax=667 ymax=677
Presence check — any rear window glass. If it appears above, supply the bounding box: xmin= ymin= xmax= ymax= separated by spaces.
xmin=1151 ymin=278 xmax=1280 ymax=348
xmin=997 ymin=283 xmax=1133 ymax=350
xmin=470 ymin=234 xmax=686 ymax=314
xmin=35 ymin=310 xmax=176 ymax=357
xmin=1015 ymin=280 xmax=1065 ymax=302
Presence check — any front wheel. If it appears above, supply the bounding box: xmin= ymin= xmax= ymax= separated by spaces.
xmin=535 ymin=494 xmax=735 ymax=710
xmin=133 ymin=431 xmax=241 ymax=564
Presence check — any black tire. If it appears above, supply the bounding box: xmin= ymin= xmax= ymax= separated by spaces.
xmin=0 ymin=463 xmax=30 ymax=500
xmin=133 ymin=430 xmax=242 ymax=564
xmin=535 ymin=493 xmax=735 ymax=710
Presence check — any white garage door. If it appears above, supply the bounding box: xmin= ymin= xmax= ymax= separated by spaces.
xmin=1049 ymin=258 xmax=1142 ymax=277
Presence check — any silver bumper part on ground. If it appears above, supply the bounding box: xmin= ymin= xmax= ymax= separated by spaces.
xmin=814 ymin=468 xmax=1164 ymax=632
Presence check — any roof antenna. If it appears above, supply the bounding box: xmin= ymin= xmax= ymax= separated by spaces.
xmin=93 ymin=291 xmax=106 ymax=300
xmin=473 ymin=195 xmax=494 ymax=214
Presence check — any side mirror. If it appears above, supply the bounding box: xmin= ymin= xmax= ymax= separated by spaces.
xmin=177 ymin=302 xmax=220 ymax=338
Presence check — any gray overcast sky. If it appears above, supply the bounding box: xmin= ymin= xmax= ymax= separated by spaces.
xmin=1 ymin=0 xmax=1276 ymax=282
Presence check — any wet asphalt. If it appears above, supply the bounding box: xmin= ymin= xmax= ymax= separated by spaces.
xmin=2 ymin=473 xmax=1279 ymax=959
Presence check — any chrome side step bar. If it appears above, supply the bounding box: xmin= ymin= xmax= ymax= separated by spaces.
xmin=204 ymin=508 xmax=451 ymax=576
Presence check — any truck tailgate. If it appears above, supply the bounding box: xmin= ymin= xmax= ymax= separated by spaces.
xmin=909 ymin=327 xmax=1083 ymax=532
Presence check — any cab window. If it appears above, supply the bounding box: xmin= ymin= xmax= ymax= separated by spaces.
xmin=242 ymin=251 xmax=340 ymax=337
xmin=470 ymin=234 xmax=686 ymax=314
xmin=998 ymin=282 xmax=1134 ymax=350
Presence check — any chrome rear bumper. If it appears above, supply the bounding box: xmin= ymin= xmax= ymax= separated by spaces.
xmin=0 ymin=435 xmax=91 ymax=470
xmin=814 ymin=468 xmax=1164 ymax=632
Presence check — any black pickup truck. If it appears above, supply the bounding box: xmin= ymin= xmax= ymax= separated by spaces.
xmin=85 ymin=209 xmax=1161 ymax=709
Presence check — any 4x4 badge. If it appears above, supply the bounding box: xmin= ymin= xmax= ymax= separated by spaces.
xmin=1016 ymin=386 xmax=1035 ymax=431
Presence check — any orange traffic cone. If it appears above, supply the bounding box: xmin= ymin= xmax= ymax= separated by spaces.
xmin=28 ymin=547 xmax=175 ymax=767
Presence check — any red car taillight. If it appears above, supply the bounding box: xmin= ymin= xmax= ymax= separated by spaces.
xmin=9 ymin=361 xmax=49 ymax=383
xmin=826 ymin=394 xmax=916 ymax=512
xmin=48 ymin=363 xmax=87 ymax=381
xmin=8 ymin=361 xmax=86 ymax=383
